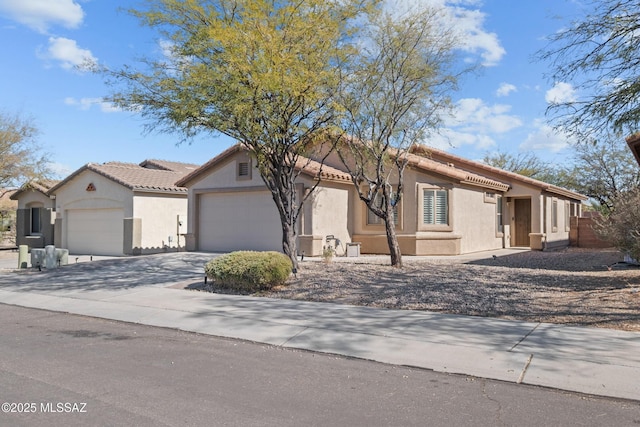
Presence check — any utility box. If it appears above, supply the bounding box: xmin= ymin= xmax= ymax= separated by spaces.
xmin=346 ymin=242 xmax=361 ymax=257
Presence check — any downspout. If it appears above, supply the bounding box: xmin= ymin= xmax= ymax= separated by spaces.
xmin=542 ymin=195 xmax=547 ymax=251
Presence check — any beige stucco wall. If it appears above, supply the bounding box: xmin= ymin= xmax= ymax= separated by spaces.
xmin=133 ymin=193 xmax=188 ymax=252
xmin=184 ymin=150 xmax=352 ymax=256
xmin=15 ymin=190 xmax=54 ymax=209
xmin=351 ymin=166 xmax=505 ymax=255
xmin=54 ymin=171 xmax=134 ymax=214
xmin=303 ymin=182 xmax=352 ymax=256
xmin=53 ymin=170 xmax=132 ymax=252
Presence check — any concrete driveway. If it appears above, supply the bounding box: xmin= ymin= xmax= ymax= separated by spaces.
xmin=0 ymin=251 xmax=215 ymax=292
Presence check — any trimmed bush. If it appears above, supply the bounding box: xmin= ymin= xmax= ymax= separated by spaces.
xmin=204 ymin=251 xmax=293 ymax=293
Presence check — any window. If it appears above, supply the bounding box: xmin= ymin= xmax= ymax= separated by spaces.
xmin=496 ymin=195 xmax=504 ymax=234
xmin=366 ymin=190 xmax=400 ymax=227
xmin=551 ymin=199 xmax=558 ymax=231
xmin=30 ymin=207 xmax=42 ymax=234
xmin=423 ymin=189 xmax=448 ymax=225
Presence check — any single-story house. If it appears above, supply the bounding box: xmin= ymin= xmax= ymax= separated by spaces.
xmin=47 ymin=159 xmax=198 ymax=256
xmin=628 ymin=133 xmax=640 ymax=166
xmin=10 ymin=181 xmax=57 ymax=249
xmin=178 ymin=143 xmax=587 ymax=256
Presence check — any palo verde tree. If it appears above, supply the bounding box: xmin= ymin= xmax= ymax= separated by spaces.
xmin=0 ymin=110 xmax=50 ymax=197
xmin=335 ymin=6 xmax=460 ymax=267
xmin=539 ymin=0 xmax=640 ymax=137
xmin=103 ymin=0 xmax=376 ymax=269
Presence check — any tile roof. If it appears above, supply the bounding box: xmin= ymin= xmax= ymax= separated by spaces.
xmin=10 ymin=180 xmax=59 ymax=200
xmin=411 ymin=145 xmax=588 ymax=200
xmin=401 ymin=150 xmax=510 ymax=192
xmin=139 ymin=159 xmax=200 ymax=174
xmin=49 ymin=160 xmax=199 ymax=195
xmin=176 ymin=144 xmax=352 ymax=187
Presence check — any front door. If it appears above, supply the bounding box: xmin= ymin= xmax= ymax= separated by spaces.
xmin=513 ymin=198 xmax=531 ymax=247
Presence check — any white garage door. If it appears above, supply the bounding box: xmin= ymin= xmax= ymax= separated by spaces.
xmin=198 ymin=192 xmax=282 ymax=252
xmin=66 ymin=209 xmax=124 ymax=256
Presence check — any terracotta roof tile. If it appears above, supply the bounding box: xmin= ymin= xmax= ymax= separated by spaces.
xmin=49 ymin=160 xmax=199 ymax=195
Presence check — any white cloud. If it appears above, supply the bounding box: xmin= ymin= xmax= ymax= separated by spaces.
xmin=384 ymin=0 xmax=506 ymax=67
xmin=39 ymin=37 xmax=96 ymax=71
xmin=450 ymin=7 xmax=505 ymax=66
xmin=64 ymin=97 xmax=119 ymax=113
xmin=450 ymin=98 xmax=522 ymax=134
xmin=545 ymin=82 xmax=576 ymax=104
xmin=0 ymin=0 xmax=84 ymax=33
xmin=429 ymin=97 xmax=522 ymax=150
xmin=496 ymin=83 xmax=517 ymax=97
xmin=519 ymin=120 xmax=575 ymax=153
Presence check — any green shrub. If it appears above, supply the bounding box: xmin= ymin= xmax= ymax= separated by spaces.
xmin=204 ymin=251 xmax=293 ymax=293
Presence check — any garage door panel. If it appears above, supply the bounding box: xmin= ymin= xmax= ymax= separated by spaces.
xmin=198 ymin=192 xmax=282 ymax=252
xmin=66 ymin=209 xmax=124 ymax=256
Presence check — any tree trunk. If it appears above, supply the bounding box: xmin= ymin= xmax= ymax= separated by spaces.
xmin=281 ymin=220 xmax=299 ymax=270
xmin=384 ymin=211 xmax=402 ymax=268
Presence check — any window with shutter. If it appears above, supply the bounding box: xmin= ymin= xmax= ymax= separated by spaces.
xmin=418 ymin=185 xmax=452 ymax=231
xmin=422 ymin=189 xmax=448 ymax=225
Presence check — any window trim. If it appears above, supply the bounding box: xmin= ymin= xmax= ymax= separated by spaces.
xmin=29 ymin=206 xmax=43 ymax=235
xmin=551 ymin=198 xmax=558 ymax=233
xmin=362 ymin=187 xmax=403 ymax=230
xmin=417 ymin=184 xmax=453 ymax=232
xmin=496 ymin=194 xmax=504 ymax=237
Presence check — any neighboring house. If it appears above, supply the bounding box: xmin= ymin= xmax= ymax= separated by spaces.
xmin=10 ymin=181 xmax=57 ymax=249
xmin=178 ymin=143 xmax=587 ymax=256
xmin=628 ymin=133 xmax=640 ymax=166
xmin=48 ymin=160 xmax=198 ymax=256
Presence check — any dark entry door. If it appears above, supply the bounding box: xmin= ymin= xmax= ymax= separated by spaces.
xmin=514 ymin=199 xmax=531 ymax=247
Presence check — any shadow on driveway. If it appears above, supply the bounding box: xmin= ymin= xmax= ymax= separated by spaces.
xmin=0 ymin=252 xmax=216 ymax=292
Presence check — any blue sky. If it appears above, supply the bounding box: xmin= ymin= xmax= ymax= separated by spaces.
xmin=0 ymin=0 xmax=585 ymax=178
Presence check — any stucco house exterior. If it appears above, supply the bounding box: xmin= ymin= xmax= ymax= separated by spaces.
xmin=178 ymin=143 xmax=587 ymax=257
xmin=415 ymin=146 xmax=587 ymax=251
xmin=176 ymin=144 xmax=354 ymax=256
xmin=10 ymin=181 xmax=57 ymax=249
xmin=48 ymin=159 xmax=198 ymax=256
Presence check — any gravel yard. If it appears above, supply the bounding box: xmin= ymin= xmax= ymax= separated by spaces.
xmin=209 ymin=248 xmax=640 ymax=331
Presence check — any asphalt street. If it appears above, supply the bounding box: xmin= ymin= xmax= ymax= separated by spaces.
xmin=1 ymin=304 xmax=639 ymax=427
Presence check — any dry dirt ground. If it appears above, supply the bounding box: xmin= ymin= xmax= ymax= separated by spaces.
xmin=205 ymin=248 xmax=640 ymax=332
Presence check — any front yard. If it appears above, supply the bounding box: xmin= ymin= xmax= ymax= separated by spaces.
xmin=206 ymin=248 xmax=640 ymax=331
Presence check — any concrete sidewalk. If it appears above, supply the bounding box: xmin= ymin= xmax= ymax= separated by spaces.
xmin=0 ymin=251 xmax=639 ymax=401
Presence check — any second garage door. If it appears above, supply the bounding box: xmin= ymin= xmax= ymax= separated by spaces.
xmin=66 ymin=208 xmax=124 ymax=256
xmin=198 ymin=192 xmax=283 ymax=252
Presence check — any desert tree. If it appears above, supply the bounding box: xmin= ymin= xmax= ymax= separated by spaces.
xmin=101 ymin=0 xmax=377 ymax=268
xmin=564 ymin=136 xmax=640 ymax=214
xmin=595 ymin=187 xmax=640 ymax=261
xmin=539 ymin=0 xmax=640 ymax=138
xmin=335 ymin=6 xmax=461 ymax=267
xmin=0 ymin=110 xmax=50 ymax=197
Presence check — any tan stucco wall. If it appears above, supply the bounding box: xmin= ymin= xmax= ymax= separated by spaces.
xmin=304 ymin=182 xmax=351 ymax=256
xmin=15 ymin=190 xmax=54 ymax=209
xmin=133 ymin=193 xmax=188 ymax=252
xmin=184 ymin=150 xmax=352 ymax=256
xmin=351 ymin=167 xmax=505 ymax=255
xmin=54 ymin=171 xmax=133 ymax=214
xmin=53 ymin=170 xmax=132 ymax=252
